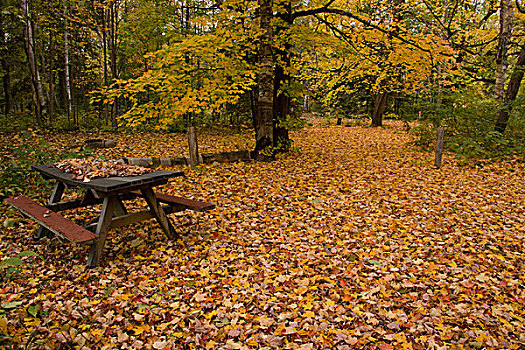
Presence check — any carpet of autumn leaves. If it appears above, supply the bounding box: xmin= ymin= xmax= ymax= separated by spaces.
xmin=1 ymin=121 xmax=524 ymax=350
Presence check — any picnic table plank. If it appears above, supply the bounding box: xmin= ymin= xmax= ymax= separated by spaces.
xmin=5 ymin=196 xmax=98 ymax=243
xmin=31 ymin=164 xmax=183 ymax=194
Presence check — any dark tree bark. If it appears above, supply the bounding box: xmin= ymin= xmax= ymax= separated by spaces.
xmin=48 ymin=31 xmax=54 ymax=123
xmin=253 ymin=0 xmax=274 ymax=159
xmin=372 ymin=91 xmax=388 ymax=126
xmin=0 ymin=22 xmax=12 ymax=116
xmin=109 ymin=0 xmax=118 ymax=127
xmin=495 ymin=43 xmax=525 ymax=133
xmin=494 ymin=0 xmax=513 ymax=103
xmin=1 ymin=58 xmax=12 ymax=116
xmin=273 ymin=61 xmax=291 ymax=152
xmin=272 ymin=5 xmax=292 ymax=152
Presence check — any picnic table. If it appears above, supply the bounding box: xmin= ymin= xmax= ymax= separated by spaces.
xmin=6 ymin=163 xmax=215 ymax=266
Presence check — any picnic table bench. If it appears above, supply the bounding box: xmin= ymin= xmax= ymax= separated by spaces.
xmin=5 ymin=164 xmax=215 ymax=266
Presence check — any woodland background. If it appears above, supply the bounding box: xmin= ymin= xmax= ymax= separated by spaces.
xmin=0 ymin=0 xmax=524 ymax=159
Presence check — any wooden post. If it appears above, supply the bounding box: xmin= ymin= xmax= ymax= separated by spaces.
xmin=434 ymin=126 xmax=444 ymax=168
xmin=187 ymin=126 xmax=199 ymax=169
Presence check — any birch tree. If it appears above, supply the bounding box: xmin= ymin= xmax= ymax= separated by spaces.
xmin=21 ymin=0 xmax=47 ymax=125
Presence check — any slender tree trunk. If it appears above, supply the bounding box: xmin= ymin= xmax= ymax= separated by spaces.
xmin=21 ymin=0 xmax=46 ymax=126
xmin=494 ymin=0 xmax=514 ymax=102
xmin=110 ymin=0 xmax=118 ymax=127
xmin=254 ymin=0 xmax=274 ymax=159
xmin=49 ymin=31 xmax=54 ymax=123
xmin=103 ymin=7 xmax=109 ymax=125
xmin=0 ymin=22 xmax=12 ymax=116
xmin=64 ymin=0 xmax=72 ymax=128
xmin=495 ymin=43 xmax=525 ymax=133
xmin=372 ymin=91 xmax=388 ymax=126
xmin=1 ymin=60 xmax=12 ymax=116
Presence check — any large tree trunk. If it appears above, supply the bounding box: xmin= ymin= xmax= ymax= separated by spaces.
xmin=494 ymin=0 xmax=513 ymax=102
xmin=273 ymin=64 xmax=290 ymax=151
xmin=372 ymin=91 xmax=388 ymax=127
xmin=271 ymin=6 xmax=292 ymax=152
xmin=21 ymin=0 xmax=46 ymax=126
xmin=495 ymin=43 xmax=525 ymax=133
xmin=253 ymin=0 xmax=274 ymax=159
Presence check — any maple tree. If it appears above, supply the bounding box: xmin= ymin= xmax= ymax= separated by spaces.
xmin=1 ymin=121 xmax=524 ymax=349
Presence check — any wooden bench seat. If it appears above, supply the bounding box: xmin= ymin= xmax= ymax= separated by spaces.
xmin=5 ymin=196 xmax=98 ymax=244
xmin=128 ymin=190 xmax=215 ymax=212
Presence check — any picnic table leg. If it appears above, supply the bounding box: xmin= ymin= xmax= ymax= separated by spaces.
xmin=87 ymin=196 xmax=118 ymax=267
xmin=140 ymin=187 xmax=178 ymax=240
xmin=36 ymin=181 xmax=66 ymax=239
xmin=81 ymin=189 xmax=98 ymax=206
xmin=114 ymin=198 xmax=128 ymax=216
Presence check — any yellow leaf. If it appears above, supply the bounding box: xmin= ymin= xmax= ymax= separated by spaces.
xmin=0 ymin=317 xmax=7 ymax=335
xmin=205 ymin=310 xmax=218 ymax=320
xmin=303 ymin=310 xmax=315 ymax=318
xmin=133 ymin=324 xmax=151 ymax=335
xmin=303 ymin=302 xmax=313 ymax=310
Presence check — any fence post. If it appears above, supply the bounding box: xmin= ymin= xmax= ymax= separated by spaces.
xmin=434 ymin=126 xmax=444 ymax=168
xmin=187 ymin=126 xmax=199 ymax=169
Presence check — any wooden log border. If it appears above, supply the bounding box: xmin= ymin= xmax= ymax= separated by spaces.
xmin=85 ymin=139 xmax=117 ymax=149
xmin=123 ymin=150 xmax=253 ymax=167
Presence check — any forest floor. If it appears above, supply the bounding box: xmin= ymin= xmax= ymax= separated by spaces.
xmin=1 ymin=120 xmax=524 ymax=349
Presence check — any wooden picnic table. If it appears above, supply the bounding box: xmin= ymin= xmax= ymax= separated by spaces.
xmin=6 ymin=163 xmax=215 ymax=266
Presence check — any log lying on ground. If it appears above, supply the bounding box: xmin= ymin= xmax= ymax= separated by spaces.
xmin=85 ymin=139 xmax=117 ymax=149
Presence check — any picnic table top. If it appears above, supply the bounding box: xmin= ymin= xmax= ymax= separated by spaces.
xmin=32 ymin=164 xmax=184 ymax=194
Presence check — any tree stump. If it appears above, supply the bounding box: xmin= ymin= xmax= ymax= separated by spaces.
xmin=434 ymin=127 xmax=444 ymax=168
xmin=187 ymin=126 xmax=200 ymax=169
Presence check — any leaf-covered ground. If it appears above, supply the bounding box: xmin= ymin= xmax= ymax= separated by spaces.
xmin=1 ymin=121 xmax=524 ymax=349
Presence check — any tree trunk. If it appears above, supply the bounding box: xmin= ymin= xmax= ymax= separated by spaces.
xmin=494 ymin=0 xmax=514 ymax=102
xmin=1 ymin=58 xmax=12 ymax=117
xmin=253 ymin=0 xmax=274 ymax=159
xmin=64 ymin=0 xmax=72 ymax=128
xmin=49 ymin=31 xmax=54 ymax=123
xmin=273 ymin=64 xmax=291 ymax=151
xmin=110 ymin=0 xmax=118 ymax=127
xmin=21 ymin=0 xmax=46 ymax=126
xmin=102 ymin=6 xmax=109 ymax=125
xmin=372 ymin=91 xmax=388 ymax=126
xmin=0 ymin=23 xmax=12 ymax=116
xmin=495 ymin=43 xmax=525 ymax=133
xmin=271 ymin=5 xmax=292 ymax=153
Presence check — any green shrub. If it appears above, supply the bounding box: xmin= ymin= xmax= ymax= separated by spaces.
xmin=0 ymin=131 xmax=91 ymax=199
xmin=409 ymin=89 xmax=524 ymax=160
